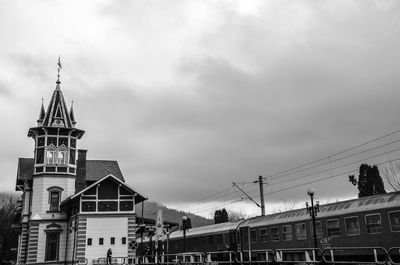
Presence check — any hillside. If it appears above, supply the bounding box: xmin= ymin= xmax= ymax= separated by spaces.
xmin=135 ymin=201 xmax=213 ymax=228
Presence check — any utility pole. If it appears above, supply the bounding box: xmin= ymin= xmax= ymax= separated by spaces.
xmin=258 ymin=176 xmax=265 ymax=216
xmin=233 ymin=175 xmax=267 ymax=216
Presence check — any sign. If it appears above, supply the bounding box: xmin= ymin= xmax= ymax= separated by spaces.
xmin=129 ymin=240 xmax=138 ymax=250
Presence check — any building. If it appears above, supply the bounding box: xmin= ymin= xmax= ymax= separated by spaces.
xmin=15 ymin=70 xmax=147 ymax=265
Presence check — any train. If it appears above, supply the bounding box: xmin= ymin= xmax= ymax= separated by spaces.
xmin=136 ymin=191 xmax=400 ymax=263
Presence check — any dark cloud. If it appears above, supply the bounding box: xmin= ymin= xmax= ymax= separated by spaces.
xmin=1 ymin=1 xmax=400 ymax=217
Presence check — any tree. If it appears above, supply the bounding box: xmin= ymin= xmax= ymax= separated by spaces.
xmin=227 ymin=209 xmax=248 ymax=222
xmin=348 ymin=164 xmax=386 ymax=198
xmin=382 ymin=161 xmax=400 ymax=191
xmin=214 ymin=208 xmax=229 ymax=224
xmin=0 ymin=192 xmax=20 ymax=264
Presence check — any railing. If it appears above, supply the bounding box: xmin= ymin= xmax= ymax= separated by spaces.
xmin=388 ymin=247 xmax=400 ymax=265
xmin=274 ymin=248 xmax=322 ymax=264
xmin=322 ymin=247 xmax=388 ymax=264
xmin=94 ymin=246 xmax=399 ymax=265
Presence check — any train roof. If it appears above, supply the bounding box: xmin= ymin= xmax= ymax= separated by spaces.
xmin=169 ymin=220 xmax=243 ymax=239
xmin=240 ymin=191 xmax=400 ymax=228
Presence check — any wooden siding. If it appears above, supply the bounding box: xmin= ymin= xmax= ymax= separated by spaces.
xmin=76 ymin=217 xmax=87 ymax=261
xmin=85 ymin=217 xmax=128 ymax=265
xmin=27 ymin=223 xmax=39 ymax=263
xmin=127 ymin=216 xmax=136 ymax=257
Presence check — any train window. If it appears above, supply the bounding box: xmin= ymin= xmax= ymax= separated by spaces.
xmin=326 ymin=219 xmax=340 ymax=237
xmin=309 ymin=221 xmax=322 ymax=238
xmin=208 ymin=235 xmax=214 ymax=245
xmin=250 ymin=230 xmax=257 ymax=243
xmin=344 ymin=216 xmax=360 ymax=236
xmin=365 ymin=213 xmax=382 ymax=234
xmin=217 ymin=234 xmax=224 ymax=245
xmin=259 ymin=228 xmax=269 ymax=242
xmin=282 ymin=225 xmax=292 ymax=241
xmin=296 ymin=223 xmax=307 ymax=240
xmin=389 ymin=211 xmax=400 ymax=232
xmin=271 ymin=227 xmax=279 ymax=241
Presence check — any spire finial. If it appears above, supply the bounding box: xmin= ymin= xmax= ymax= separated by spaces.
xmin=41 ymin=96 xmax=44 ymax=105
xmin=57 ymin=56 xmax=62 ymax=84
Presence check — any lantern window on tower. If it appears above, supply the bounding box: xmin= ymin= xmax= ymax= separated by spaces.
xmin=46 ymin=144 xmax=57 ymax=165
xmin=58 ymin=145 xmax=68 ymax=165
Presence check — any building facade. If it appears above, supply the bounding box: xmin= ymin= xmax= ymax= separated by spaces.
xmin=15 ymin=74 xmax=146 ymax=265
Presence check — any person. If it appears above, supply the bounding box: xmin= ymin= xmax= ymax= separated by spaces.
xmin=107 ymin=248 xmax=112 ymax=265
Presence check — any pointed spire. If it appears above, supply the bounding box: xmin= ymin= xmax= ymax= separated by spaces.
xmin=37 ymin=97 xmax=46 ymax=125
xmin=56 ymin=56 xmax=62 ymax=91
xmin=70 ymin=100 xmax=76 ymax=127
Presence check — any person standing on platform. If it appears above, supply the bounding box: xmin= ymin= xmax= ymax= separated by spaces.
xmin=107 ymin=248 xmax=112 ymax=265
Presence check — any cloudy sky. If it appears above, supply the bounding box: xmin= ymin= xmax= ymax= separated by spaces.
xmin=1 ymin=0 xmax=400 ymax=218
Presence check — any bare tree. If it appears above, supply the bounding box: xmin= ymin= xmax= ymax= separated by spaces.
xmin=0 ymin=192 xmax=20 ymax=264
xmin=227 ymin=209 xmax=248 ymax=222
xmin=382 ymin=161 xmax=400 ymax=191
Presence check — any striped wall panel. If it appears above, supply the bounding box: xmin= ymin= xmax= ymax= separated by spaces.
xmin=18 ymin=224 xmax=29 ymax=263
xmin=27 ymin=223 xmax=39 ymax=263
xmin=75 ymin=217 xmax=87 ymax=260
xmin=127 ymin=216 xmax=136 ymax=257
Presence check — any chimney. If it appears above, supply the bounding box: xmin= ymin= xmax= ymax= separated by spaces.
xmin=76 ymin=149 xmax=87 ymax=193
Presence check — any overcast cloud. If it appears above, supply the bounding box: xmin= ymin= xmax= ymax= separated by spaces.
xmin=1 ymin=0 xmax=400 ymax=217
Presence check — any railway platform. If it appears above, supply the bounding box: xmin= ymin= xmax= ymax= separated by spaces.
xmin=72 ymin=246 xmax=400 ymax=265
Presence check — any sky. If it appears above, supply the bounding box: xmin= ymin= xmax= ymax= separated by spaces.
xmin=1 ymin=0 xmax=400 ymax=218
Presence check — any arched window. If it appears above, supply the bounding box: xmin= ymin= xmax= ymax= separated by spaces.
xmin=46 ymin=144 xmax=57 ymax=165
xmin=58 ymin=145 xmax=68 ymax=165
xmin=47 ymin=186 xmax=63 ymax=212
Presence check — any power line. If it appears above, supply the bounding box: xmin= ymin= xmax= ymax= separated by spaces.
xmin=269 ymin=128 xmax=400 ymax=179
xmin=270 ymin=138 xmax=400 ymax=181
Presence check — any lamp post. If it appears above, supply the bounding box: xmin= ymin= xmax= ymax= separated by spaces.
xmin=182 ymin=216 xmax=187 ymax=253
xmin=306 ymin=188 xmax=320 ymax=249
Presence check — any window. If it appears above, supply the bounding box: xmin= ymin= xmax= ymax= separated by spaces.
xmin=271 ymin=227 xmax=279 ymax=241
xmin=111 ymin=237 xmax=115 ymax=245
xmin=309 ymin=221 xmax=322 ymax=238
xmin=49 ymin=191 xmax=60 ymax=211
xmin=122 ymin=237 xmax=126 ymax=245
xmin=208 ymin=235 xmax=214 ymax=245
xmin=296 ymin=223 xmax=307 ymax=240
xmin=327 ymin=219 xmax=340 ymax=237
xmin=250 ymin=230 xmax=257 ymax=243
xmin=46 ymin=145 xmax=57 ymax=165
xmin=58 ymin=145 xmax=68 ymax=165
xmin=87 ymin=238 xmax=92 ymax=246
xmin=99 ymin=238 xmax=104 ymax=245
xmin=365 ymin=214 xmax=382 ymax=234
xmin=345 ymin=216 xmax=360 ymax=235
xmin=259 ymin=228 xmax=269 ymax=242
xmin=282 ymin=225 xmax=292 ymax=241
xmin=389 ymin=211 xmax=400 ymax=232
xmin=45 ymin=233 xmax=59 ymax=261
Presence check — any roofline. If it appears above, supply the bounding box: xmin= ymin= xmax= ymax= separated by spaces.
xmin=60 ymin=174 xmax=147 ymax=207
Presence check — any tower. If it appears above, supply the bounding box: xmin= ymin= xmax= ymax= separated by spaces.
xmin=19 ymin=66 xmax=85 ymax=263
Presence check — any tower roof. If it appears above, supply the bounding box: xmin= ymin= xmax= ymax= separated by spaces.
xmin=42 ymin=81 xmax=74 ymax=128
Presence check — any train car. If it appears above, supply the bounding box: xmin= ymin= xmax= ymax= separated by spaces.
xmin=136 ymin=221 xmax=242 ymax=256
xmin=137 ymin=191 xmax=400 ymax=262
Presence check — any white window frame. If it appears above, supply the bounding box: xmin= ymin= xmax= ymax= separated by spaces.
xmin=296 ymin=223 xmax=307 ymax=240
xmin=259 ymin=228 xmax=268 ymax=242
xmin=309 ymin=221 xmax=323 ymax=238
xmin=271 ymin=226 xmax=279 ymax=242
xmin=388 ymin=210 xmax=400 ymax=232
xmin=326 ymin=219 xmax=340 ymax=237
xmin=365 ymin=213 xmax=383 ymax=234
xmin=250 ymin=229 xmax=257 ymax=243
xmin=282 ymin=225 xmax=292 ymax=241
xmin=344 ymin=216 xmax=360 ymax=236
